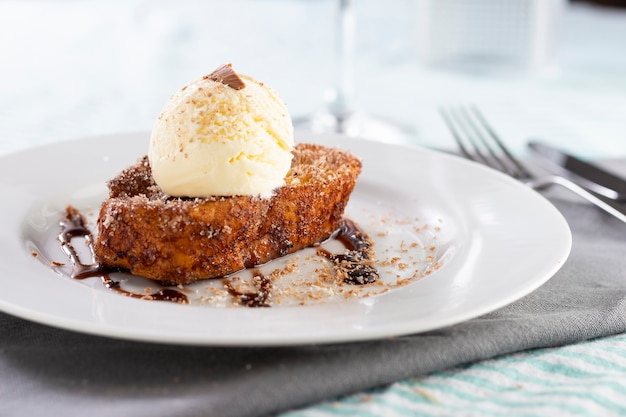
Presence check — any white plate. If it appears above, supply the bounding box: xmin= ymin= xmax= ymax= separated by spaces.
xmin=0 ymin=132 xmax=571 ymax=346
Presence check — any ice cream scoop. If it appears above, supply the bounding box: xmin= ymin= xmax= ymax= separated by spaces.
xmin=149 ymin=64 xmax=294 ymax=198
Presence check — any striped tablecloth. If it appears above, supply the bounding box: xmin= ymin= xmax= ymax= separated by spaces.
xmin=284 ymin=333 xmax=626 ymax=417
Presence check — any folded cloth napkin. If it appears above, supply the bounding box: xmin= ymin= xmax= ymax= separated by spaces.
xmin=1 ymin=194 xmax=625 ymax=417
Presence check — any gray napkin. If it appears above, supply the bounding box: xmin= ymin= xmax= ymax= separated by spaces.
xmin=2 ymin=195 xmax=626 ymax=417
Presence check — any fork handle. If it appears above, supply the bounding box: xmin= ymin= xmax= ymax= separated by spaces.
xmin=526 ymin=175 xmax=626 ymax=224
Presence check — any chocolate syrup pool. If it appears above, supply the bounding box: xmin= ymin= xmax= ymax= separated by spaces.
xmin=58 ymin=206 xmax=188 ymax=304
xmin=56 ymin=206 xmax=378 ymax=307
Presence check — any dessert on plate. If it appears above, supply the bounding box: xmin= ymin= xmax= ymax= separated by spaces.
xmin=93 ymin=64 xmax=363 ymax=285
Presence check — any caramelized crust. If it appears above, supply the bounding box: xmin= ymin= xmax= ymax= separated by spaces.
xmin=93 ymin=143 xmax=362 ymax=284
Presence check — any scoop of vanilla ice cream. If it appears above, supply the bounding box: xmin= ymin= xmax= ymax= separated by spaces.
xmin=148 ymin=65 xmax=294 ymax=198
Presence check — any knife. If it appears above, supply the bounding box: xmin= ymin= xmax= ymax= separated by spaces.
xmin=528 ymin=141 xmax=626 ymax=202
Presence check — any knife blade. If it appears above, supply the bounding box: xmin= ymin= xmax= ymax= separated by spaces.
xmin=528 ymin=141 xmax=626 ymax=202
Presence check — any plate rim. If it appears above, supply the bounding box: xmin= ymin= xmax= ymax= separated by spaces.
xmin=0 ymin=132 xmax=572 ymax=346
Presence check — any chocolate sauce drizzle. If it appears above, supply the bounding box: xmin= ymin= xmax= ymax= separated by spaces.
xmin=223 ymin=269 xmax=272 ymax=308
xmin=318 ymin=219 xmax=379 ymax=285
xmin=58 ymin=206 xmax=188 ymax=304
xmin=56 ymin=207 xmax=377 ymax=307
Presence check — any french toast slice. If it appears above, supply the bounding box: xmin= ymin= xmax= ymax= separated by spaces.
xmin=93 ymin=143 xmax=362 ymax=284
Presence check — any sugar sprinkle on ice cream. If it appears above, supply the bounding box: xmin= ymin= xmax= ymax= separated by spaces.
xmin=149 ymin=64 xmax=295 ymax=198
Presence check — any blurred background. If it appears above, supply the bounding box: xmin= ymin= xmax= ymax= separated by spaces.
xmin=1 ymin=0 xmax=625 ymax=156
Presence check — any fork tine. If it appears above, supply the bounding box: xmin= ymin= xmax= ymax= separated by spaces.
xmin=468 ymin=105 xmax=533 ymax=179
xmin=440 ymin=106 xmax=494 ymax=167
xmin=440 ymin=106 xmax=508 ymax=172
xmin=439 ymin=107 xmax=475 ymax=160
xmin=440 ymin=105 xmax=533 ymax=180
xmin=454 ymin=106 xmax=512 ymax=173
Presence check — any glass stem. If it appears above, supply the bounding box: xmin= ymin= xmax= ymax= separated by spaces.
xmin=330 ymin=0 xmax=355 ymax=129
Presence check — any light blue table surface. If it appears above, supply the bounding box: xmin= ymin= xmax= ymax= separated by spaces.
xmin=1 ymin=0 xmax=626 ymax=157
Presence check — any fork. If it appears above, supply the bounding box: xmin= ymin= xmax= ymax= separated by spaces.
xmin=440 ymin=105 xmax=626 ymax=224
